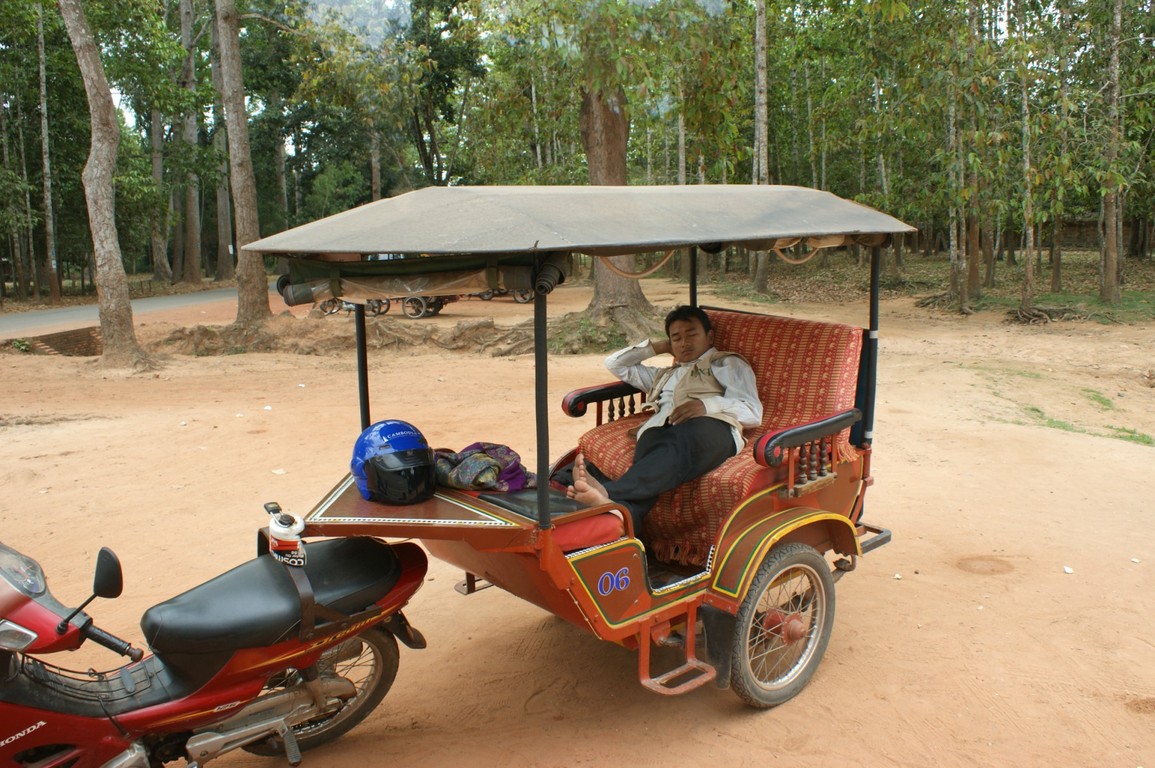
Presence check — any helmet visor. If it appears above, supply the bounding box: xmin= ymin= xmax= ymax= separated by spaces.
xmin=363 ymin=447 xmax=436 ymax=505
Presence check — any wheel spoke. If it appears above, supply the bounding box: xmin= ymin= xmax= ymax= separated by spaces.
xmin=745 ymin=565 xmax=824 ymax=689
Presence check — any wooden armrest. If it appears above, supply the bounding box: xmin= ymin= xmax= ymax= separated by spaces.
xmin=754 ymin=409 xmax=862 ymax=468
xmin=561 ymin=381 xmax=644 ymax=418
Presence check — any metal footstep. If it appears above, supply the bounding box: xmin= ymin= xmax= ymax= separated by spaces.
xmin=640 ymin=657 xmax=717 ymax=695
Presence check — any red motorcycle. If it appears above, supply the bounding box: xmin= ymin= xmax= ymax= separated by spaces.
xmin=0 ymin=506 xmax=427 ymax=768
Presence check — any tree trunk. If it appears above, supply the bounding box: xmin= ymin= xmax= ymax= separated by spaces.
xmin=804 ymin=61 xmax=817 ymax=188
xmin=216 ymin=0 xmax=270 ymax=327
xmin=149 ymin=110 xmax=173 ymax=283
xmin=14 ymin=98 xmax=34 ymax=298
xmin=1051 ymin=0 xmax=1069 ymax=294
xmin=1050 ymin=218 xmax=1063 ymax=292
xmin=579 ymin=87 xmax=652 ymax=331
xmin=947 ymin=95 xmax=964 ymax=305
xmin=181 ymin=183 xmax=201 ymax=283
xmin=531 ymin=75 xmax=543 ymax=169
xmin=209 ymin=20 xmax=234 ymax=281
xmin=1 ymin=101 xmax=30 ymax=298
xmin=37 ymin=6 xmax=61 ymax=303
xmin=213 ymin=138 xmax=233 ymax=281
xmin=1100 ymin=0 xmax=1122 ymax=303
xmin=57 ymin=0 xmax=147 ymax=367
xmin=983 ymin=218 xmax=997 ymax=288
xmin=966 ymin=212 xmax=982 ymax=298
xmin=370 ymin=129 xmax=382 ymax=201
xmin=271 ymin=96 xmax=288 ymax=227
xmin=752 ymin=0 xmax=770 ymax=296
xmin=178 ymin=0 xmax=201 ymax=285
xmin=1018 ymin=0 xmax=1035 ymax=312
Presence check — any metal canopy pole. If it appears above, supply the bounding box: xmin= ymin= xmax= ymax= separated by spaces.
xmin=355 ymin=304 xmax=371 ymax=430
xmin=862 ymin=244 xmax=882 ymax=445
xmin=689 ymin=246 xmax=699 ymax=307
xmin=533 ymin=269 xmax=551 ymax=530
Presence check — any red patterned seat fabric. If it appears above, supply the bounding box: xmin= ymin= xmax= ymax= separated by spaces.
xmin=577 ymin=310 xmax=863 ymax=566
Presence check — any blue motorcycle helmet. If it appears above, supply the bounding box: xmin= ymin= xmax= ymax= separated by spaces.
xmin=351 ymin=419 xmax=436 ymax=505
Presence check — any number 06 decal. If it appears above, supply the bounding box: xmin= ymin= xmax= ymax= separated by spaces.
xmin=597 ymin=567 xmax=631 ymax=596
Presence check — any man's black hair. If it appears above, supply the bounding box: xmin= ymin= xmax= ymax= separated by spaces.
xmin=664 ymin=305 xmax=711 ymax=336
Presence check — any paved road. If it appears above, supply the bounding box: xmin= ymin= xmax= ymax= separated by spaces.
xmin=0 ymin=286 xmax=244 ymax=340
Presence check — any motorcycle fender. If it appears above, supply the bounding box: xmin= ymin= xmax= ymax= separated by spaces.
xmin=382 ymin=611 xmax=426 ymax=649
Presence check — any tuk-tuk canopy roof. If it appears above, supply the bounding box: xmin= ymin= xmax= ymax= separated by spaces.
xmin=246 ymin=185 xmax=915 ymax=263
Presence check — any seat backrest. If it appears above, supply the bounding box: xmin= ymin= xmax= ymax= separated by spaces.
xmin=704 ymin=309 xmax=862 ymax=434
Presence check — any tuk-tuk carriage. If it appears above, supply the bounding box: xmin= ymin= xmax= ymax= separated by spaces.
xmin=248 ymin=185 xmax=912 ymax=708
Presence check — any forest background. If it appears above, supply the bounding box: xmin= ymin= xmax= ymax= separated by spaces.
xmin=1 ymin=0 xmax=1153 ymax=363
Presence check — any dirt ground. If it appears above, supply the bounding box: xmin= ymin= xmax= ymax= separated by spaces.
xmin=2 ymin=278 xmax=1153 ymax=767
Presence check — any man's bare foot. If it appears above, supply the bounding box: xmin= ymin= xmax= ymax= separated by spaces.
xmin=566 ymin=453 xmax=612 ymax=507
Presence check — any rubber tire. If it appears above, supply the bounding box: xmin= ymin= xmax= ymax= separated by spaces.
xmin=730 ymin=542 xmax=835 ymax=709
xmin=477 ymin=290 xmax=495 ymax=301
xmin=318 ymin=298 xmax=341 ymax=315
xmin=402 ymin=297 xmax=427 ymax=318
xmin=242 ymin=627 xmax=399 ymax=756
xmin=366 ymin=298 xmax=389 ymax=316
xmin=512 ymin=289 xmax=533 ymax=304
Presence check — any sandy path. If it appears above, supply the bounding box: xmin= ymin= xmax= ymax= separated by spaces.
xmin=1 ymin=279 xmax=1152 ymax=767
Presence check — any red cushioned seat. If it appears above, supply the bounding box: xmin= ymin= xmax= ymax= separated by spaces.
xmin=577 ymin=309 xmax=862 ymax=567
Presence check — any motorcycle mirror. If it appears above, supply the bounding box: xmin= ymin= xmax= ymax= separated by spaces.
xmin=57 ymin=547 xmax=124 ymax=634
xmin=93 ymin=547 xmax=123 ymax=599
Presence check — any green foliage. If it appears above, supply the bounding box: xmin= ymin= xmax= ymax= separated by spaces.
xmin=1106 ymin=426 xmax=1155 ymax=447
xmin=10 ymin=338 xmax=31 ymax=353
xmin=303 ymin=160 xmax=367 ymax=219
xmin=2 ymin=0 xmax=1154 ymax=298
xmin=1022 ymin=405 xmax=1080 ymax=434
xmin=1082 ymin=389 xmax=1115 ymax=410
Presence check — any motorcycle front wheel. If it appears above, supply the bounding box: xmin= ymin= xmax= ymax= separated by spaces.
xmin=243 ymin=626 xmax=399 ymax=756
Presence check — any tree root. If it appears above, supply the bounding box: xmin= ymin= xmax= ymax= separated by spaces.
xmin=1005 ymin=306 xmax=1088 ymax=324
xmin=914 ymin=292 xmax=953 ymax=309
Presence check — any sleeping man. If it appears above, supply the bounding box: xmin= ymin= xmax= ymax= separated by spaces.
xmin=567 ymin=305 xmax=762 ymax=534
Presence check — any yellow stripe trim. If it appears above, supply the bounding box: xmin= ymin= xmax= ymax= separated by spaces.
xmin=712 ymin=511 xmax=859 ymax=600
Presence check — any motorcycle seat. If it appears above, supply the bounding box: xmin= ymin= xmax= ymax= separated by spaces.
xmin=140 ymin=537 xmax=400 ymax=655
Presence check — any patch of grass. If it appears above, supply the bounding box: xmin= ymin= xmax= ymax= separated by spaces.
xmin=974 ymin=364 xmax=1042 ymax=380
xmin=1023 ymin=405 xmax=1082 ymax=433
xmin=1106 ymin=426 xmax=1155 ymax=446
xmin=1022 ymin=406 xmax=1153 ymax=446
xmin=11 ymin=338 xmax=31 ymax=353
xmin=1082 ymin=388 xmax=1115 ymax=410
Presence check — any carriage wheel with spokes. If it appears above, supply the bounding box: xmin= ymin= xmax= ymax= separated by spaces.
xmin=402 ymin=297 xmax=428 ymax=318
xmin=318 ymin=298 xmax=342 ymax=315
xmin=512 ymin=289 xmax=533 ymax=303
xmin=366 ymin=298 xmax=390 ymax=316
xmin=242 ymin=627 xmax=399 ymax=756
xmin=730 ymin=542 xmax=835 ymax=708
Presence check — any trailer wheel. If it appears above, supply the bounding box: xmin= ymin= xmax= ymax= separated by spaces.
xmin=403 ymin=297 xmax=428 ymax=318
xmin=730 ymin=542 xmax=835 ymax=708
xmin=512 ymin=289 xmax=534 ymax=303
xmin=366 ymin=298 xmax=389 ymax=316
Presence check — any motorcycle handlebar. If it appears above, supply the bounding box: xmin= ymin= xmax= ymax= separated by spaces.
xmin=84 ymin=623 xmax=144 ymax=662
